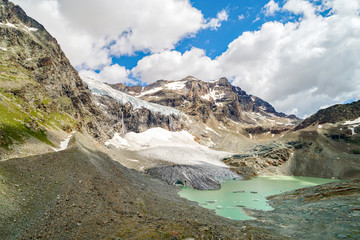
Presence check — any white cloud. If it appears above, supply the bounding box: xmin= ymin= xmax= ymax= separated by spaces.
xmin=263 ymin=0 xmax=280 ymax=16
xmin=203 ymin=9 xmax=229 ymax=30
xmin=132 ymin=48 xmax=221 ymax=84
xmin=12 ymin=0 xmax=220 ymax=69
xmin=218 ymin=0 xmax=360 ymax=117
xmin=132 ymin=0 xmax=360 ymax=118
xmin=11 ymin=0 xmax=360 ymax=118
xmin=79 ymin=64 xmax=133 ymax=85
xmin=238 ymin=14 xmax=245 ymax=20
xmin=253 ymin=16 xmax=261 ymax=23
xmin=283 ymin=0 xmax=316 ymax=18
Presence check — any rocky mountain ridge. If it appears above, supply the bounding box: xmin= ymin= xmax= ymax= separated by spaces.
xmin=110 ymin=76 xmax=299 ymax=126
xmin=295 ymin=100 xmax=360 ymax=130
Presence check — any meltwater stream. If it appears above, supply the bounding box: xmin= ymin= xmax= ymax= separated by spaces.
xmin=179 ymin=176 xmax=335 ymax=220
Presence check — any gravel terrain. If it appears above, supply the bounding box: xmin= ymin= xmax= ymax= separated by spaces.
xmin=0 ymin=138 xmax=283 ymax=240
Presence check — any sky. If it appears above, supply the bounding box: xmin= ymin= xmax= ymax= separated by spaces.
xmin=11 ymin=0 xmax=360 ymax=118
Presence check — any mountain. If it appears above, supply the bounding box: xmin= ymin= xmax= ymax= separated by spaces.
xmin=294 ymin=100 xmax=360 ymax=130
xmin=1 ymin=1 xmax=360 ymax=239
xmin=108 ymin=76 xmax=301 ymax=152
xmin=223 ymin=100 xmax=360 ymax=180
xmin=0 ymin=0 xmax=94 ymax=150
xmin=0 ymin=0 xmax=185 ymax=160
xmin=110 ymin=76 xmax=299 ymax=125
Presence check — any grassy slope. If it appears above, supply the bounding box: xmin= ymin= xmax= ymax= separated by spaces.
xmin=0 ymin=54 xmax=76 ymax=149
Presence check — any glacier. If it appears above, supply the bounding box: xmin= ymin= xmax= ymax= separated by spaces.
xmin=81 ymin=76 xmax=181 ymax=116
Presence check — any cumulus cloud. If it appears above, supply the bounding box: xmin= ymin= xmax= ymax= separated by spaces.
xmin=132 ymin=48 xmax=222 ymax=84
xmin=79 ymin=64 xmax=134 ymax=85
xmin=203 ymin=9 xmax=229 ymax=30
xmin=12 ymin=0 xmax=219 ymax=69
xmin=223 ymin=0 xmax=360 ymax=117
xmin=11 ymin=0 xmax=360 ymax=117
xmin=133 ymin=0 xmax=360 ymax=117
xmin=238 ymin=14 xmax=245 ymax=20
xmin=263 ymin=0 xmax=280 ymax=16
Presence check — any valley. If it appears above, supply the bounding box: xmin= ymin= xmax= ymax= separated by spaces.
xmin=0 ymin=0 xmax=359 ymax=239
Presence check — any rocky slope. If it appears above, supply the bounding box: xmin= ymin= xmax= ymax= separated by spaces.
xmin=0 ymin=0 xmax=185 ymax=160
xmin=286 ymin=101 xmax=360 ymax=179
xmin=108 ymin=76 xmax=301 ymax=154
xmin=247 ymin=179 xmax=360 ymax=240
xmin=0 ymin=134 xmax=282 ymax=240
xmin=222 ymin=101 xmax=360 ymax=180
xmin=295 ymin=100 xmax=360 ymax=130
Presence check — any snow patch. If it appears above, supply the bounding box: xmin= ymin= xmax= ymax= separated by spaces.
xmin=81 ymin=76 xmax=180 ymax=116
xmin=4 ymin=20 xmax=17 ymax=29
xmin=105 ymin=133 xmax=131 ymax=148
xmin=127 ymin=159 xmax=140 ymax=163
xmin=165 ymin=81 xmax=186 ymax=90
xmin=54 ymin=132 xmax=75 ymax=152
xmin=201 ymin=89 xmax=226 ymax=102
xmin=249 ymin=133 xmax=252 ymax=139
xmin=343 ymin=118 xmax=360 ymax=135
xmin=137 ymin=86 xmax=163 ymax=97
xmin=344 ymin=117 xmax=360 ymax=125
xmin=0 ymin=47 xmax=7 ymax=51
xmin=259 ymin=106 xmax=267 ymax=111
xmin=22 ymin=24 xmax=38 ymax=32
xmin=318 ymin=125 xmax=323 ymax=129
xmin=205 ymin=126 xmax=220 ymax=136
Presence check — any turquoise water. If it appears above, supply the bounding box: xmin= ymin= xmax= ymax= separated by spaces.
xmin=179 ymin=176 xmax=335 ymax=220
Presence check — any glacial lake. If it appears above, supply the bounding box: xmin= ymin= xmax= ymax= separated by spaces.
xmin=179 ymin=176 xmax=335 ymax=220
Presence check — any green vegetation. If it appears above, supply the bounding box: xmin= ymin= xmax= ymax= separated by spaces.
xmin=0 ymin=88 xmax=76 ymax=149
xmin=0 ymin=99 xmax=55 ymax=148
xmin=0 ymin=56 xmax=36 ymax=86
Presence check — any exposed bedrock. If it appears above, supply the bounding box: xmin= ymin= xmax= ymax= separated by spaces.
xmin=146 ymin=164 xmax=242 ymax=190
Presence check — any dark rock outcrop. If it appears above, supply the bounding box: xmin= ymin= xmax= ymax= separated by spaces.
xmin=295 ymin=100 xmax=360 ymax=130
xmin=146 ymin=164 xmax=241 ymax=190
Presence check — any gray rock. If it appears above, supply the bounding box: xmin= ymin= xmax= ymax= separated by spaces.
xmin=146 ymin=164 xmax=242 ymax=190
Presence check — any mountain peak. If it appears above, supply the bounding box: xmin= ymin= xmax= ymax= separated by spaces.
xmin=182 ymin=76 xmax=199 ymax=81
xmin=109 ymin=77 xmax=299 ymax=126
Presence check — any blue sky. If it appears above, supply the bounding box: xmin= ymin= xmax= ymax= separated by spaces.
xmin=13 ymin=0 xmax=360 ymax=117
xmin=115 ymin=0 xmax=273 ymax=70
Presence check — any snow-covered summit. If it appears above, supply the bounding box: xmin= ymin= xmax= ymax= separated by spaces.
xmin=81 ymin=76 xmax=181 ymax=116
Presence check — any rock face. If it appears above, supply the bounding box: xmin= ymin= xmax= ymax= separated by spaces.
xmin=111 ymin=76 xmax=300 ymax=125
xmin=223 ymin=144 xmax=293 ymax=178
xmin=295 ymin=100 xmax=360 ymax=130
xmin=0 ymin=0 xmax=97 ymax=145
